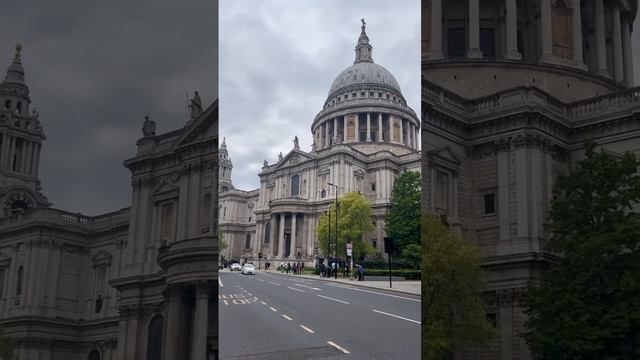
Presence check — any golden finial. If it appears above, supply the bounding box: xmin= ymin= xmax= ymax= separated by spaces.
xmin=13 ymin=43 xmax=22 ymax=63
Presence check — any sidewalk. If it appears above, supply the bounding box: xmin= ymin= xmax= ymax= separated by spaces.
xmin=261 ymin=270 xmax=421 ymax=296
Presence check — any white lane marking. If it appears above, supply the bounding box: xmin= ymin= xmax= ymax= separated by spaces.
xmin=300 ymin=325 xmax=315 ymax=334
xmin=317 ymin=294 xmax=350 ymax=304
xmin=282 ymin=314 xmax=293 ymax=321
xmin=218 ymin=277 xmax=223 ymax=287
xmin=268 ymin=282 xmax=281 ymax=286
xmin=328 ymin=284 xmax=420 ymax=302
xmin=372 ymin=309 xmax=421 ymax=324
xmin=327 ymin=341 xmax=350 ymax=354
xmin=294 ymin=283 xmax=321 ymax=291
xmin=269 ymin=307 xmax=278 ymax=312
xmin=260 ymin=301 xmax=267 ymax=305
xmin=247 ymin=293 xmax=252 ymax=296
xmin=256 ymin=278 xmax=265 ymax=282
xmin=287 ymin=286 xmax=305 ymax=293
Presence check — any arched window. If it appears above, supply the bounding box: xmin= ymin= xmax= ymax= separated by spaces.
xmin=16 ymin=101 xmax=22 ymax=114
xmin=146 ymin=315 xmax=164 ymax=360
xmin=245 ymin=233 xmax=251 ymax=249
xmin=16 ymin=266 xmax=23 ymax=295
xmin=94 ymin=296 xmax=103 ymax=314
xmin=264 ymin=223 xmax=271 ymax=244
xmin=87 ymin=349 xmax=101 ymax=360
xmin=4 ymin=100 xmax=10 ymax=110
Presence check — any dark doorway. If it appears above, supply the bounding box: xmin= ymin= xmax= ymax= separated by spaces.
xmin=146 ymin=315 xmax=164 ymax=360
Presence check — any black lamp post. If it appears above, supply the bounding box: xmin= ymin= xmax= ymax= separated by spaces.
xmin=327 ymin=182 xmax=338 ymax=279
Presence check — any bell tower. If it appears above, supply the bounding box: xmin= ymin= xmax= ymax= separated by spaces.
xmin=218 ymin=137 xmax=233 ymax=192
xmin=0 ymin=44 xmax=49 ymax=217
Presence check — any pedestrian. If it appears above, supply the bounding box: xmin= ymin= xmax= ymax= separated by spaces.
xmin=293 ymin=262 xmax=297 ymax=275
xmin=301 ymin=262 xmax=305 ymax=274
xmin=320 ymin=263 xmax=325 ymax=278
xmin=287 ymin=262 xmax=291 ymax=274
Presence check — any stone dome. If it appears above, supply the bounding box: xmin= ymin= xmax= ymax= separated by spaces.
xmin=328 ymin=62 xmax=401 ymax=99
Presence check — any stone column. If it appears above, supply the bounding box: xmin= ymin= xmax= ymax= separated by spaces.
xmin=467 ymin=0 xmax=483 ymax=58
xmin=333 ymin=118 xmax=338 ymax=144
xmin=163 ymin=285 xmax=182 ymax=359
xmin=505 ymin=0 xmax=521 ymax=59
xmin=191 ymin=282 xmax=209 ymax=360
xmin=269 ymin=214 xmax=276 ymax=256
xmin=399 ymin=119 xmax=404 ymax=145
xmin=612 ymin=5 xmax=624 ymax=82
xmin=595 ymin=0 xmax=608 ymax=75
xmin=278 ymin=213 xmax=286 ymax=258
xmin=366 ymin=113 xmax=371 ymax=141
xmin=324 ymin=122 xmax=330 ymax=148
xmin=377 ymin=113 xmax=383 ymax=142
xmin=540 ymin=0 xmax=553 ymax=61
xmin=622 ymin=18 xmax=634 ymax=86
xmin=343 ymin=117 xmax=348 ymax=143
xmin=355 ymin=114 xmax=360 ymax=142
xmin=572 ymin=0 xmax=584 ymax=66
xmin=290 ymin=213 xmax=297 ymax=258
xmin=428 ymin=0 xmax=444 ymax=60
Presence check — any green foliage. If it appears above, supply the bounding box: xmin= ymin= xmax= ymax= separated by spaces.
xmin=385 ymin=170 xmax=422 ymax=267
xmin=422 ymin=214 xmax=496 ymax=360
xmin=359 ymin=268 xmax=421 ymax=280
xmin=525 ymin=142 xmax=640 ymax=359
xmin=317 ymin=191 xmax=376 ymax=260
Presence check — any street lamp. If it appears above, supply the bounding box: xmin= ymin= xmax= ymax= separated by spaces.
xmin=327 ymin=182 xmax=338 ymax=279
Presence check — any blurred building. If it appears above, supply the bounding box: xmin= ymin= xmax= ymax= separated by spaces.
xmin=220 ymin=22 xmax=421 ymax=266
xmin=422 ymin=0 xmax=638 ymax=358
xmin=0 ymin=45 xmax=218 ymax=360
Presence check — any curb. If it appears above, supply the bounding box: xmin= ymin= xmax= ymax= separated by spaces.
xmin=262 ymin=271 xmax=421 ymax=297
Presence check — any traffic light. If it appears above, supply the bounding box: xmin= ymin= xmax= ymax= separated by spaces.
xmin=384 ymin=237 xmax=393 ymax=254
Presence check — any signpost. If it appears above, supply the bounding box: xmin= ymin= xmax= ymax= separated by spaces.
xmin=384 ymin=237 xmax=393 ymax=288
xmin=346 ymin=242 xmax=353 ymax=280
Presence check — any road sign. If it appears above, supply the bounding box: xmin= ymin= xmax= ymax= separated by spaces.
xmin=346 ymin=242 xmax=352 ymax=257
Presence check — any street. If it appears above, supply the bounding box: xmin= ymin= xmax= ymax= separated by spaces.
xmin=219 ymin=269 xmax=420 ymax=359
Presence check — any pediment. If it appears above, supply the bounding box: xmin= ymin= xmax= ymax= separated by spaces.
xmin=92 ymin=250 xmax=112 ymax=267
xmin=428 ymin=145 xmax=462 ymax=166
xmin=273 ymin=149 xmax=314 ymax=170
xmin=175 ymin=100 xmax=218 ymax=147
xmin=153 ymin=179 xmax=179 ymax=195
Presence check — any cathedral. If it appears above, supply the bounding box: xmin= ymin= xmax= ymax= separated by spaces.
xmin=422 ymin=0 xmax=638 ymax=358
xmin=219 ymin=22 xmax=421 ymax=265
xmin=0 ymin=45 xmax=218 ymax=360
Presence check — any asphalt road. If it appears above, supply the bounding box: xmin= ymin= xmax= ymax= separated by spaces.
xmin=219 ymin=270 xmax=420 ymax=360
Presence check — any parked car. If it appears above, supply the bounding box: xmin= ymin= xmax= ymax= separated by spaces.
xmin=230 ymin=263 xmax=241 ymax=271
xmin=241 ymin=263 xmax=255 ymax=275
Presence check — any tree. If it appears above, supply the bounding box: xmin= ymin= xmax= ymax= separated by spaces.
xmin=317 ymin=191 xmax=376 ymax=260
xmin=385 ymin=170 xmax=421 ymax=267
xmin=422 ymin=213 xmax=496 ymax=360
xmin=525 ymin=142 xmax=640 ymax=359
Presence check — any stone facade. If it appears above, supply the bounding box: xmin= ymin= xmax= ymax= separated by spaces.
xmin=422 ymin=1 xmax=638 ymax=359
xmin=220 ymin=22 xmax=421 ymax=265
xmin=0 ymin=45 xmax=218 ymax=360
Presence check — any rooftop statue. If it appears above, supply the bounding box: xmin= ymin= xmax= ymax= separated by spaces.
xmin=142 ymin=115 xmax=156 ymax=137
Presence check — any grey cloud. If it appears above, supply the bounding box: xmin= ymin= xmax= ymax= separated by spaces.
xmin=220 ymin=0 xmax=420 ymax=191
xmin=0 ymin=0 xmax=217 ymax=215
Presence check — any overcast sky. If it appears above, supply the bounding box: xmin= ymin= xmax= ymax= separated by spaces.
xmin=0 ymin=1 xmax=217 ymax=215
xmin=220 ymin=0 xmax=422 ymax=191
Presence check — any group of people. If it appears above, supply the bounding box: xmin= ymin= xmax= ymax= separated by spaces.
xmin=279 ymin=262 xmax=305 ymax=275
xmin=317 ymin=262 xmax=365 ymax=281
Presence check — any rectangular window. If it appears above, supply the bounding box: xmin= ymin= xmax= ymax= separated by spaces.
xmin=161 ymin=203 xmax=174 ymax=239
xmin=480 ymin=28 xmax=496 ymax=57
xmin=291 ymin=175 xmax=300 ymax=196
xmin=447 ymin=28 xmax=466 ymax=58
xmin=371 ymin=183 xmax=376 ymax=191
xmin=359 ymin=131 xmax=366 ymax=141
xmin=484 ymin=193 xmax=496 ymax=214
